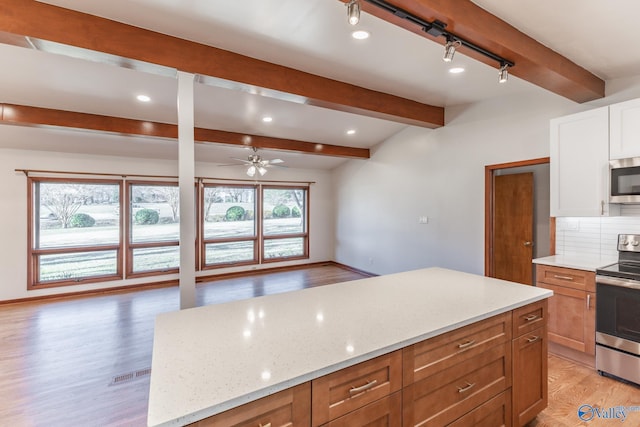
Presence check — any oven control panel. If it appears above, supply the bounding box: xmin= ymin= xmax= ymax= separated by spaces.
xmin=618 ymin=234 xmax=640 ymax=252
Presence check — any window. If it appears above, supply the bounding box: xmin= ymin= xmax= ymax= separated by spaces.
xmin=202 ymin=185 xmax=257 ymax=267
xmin=127 ymin=182 xmax=180 ymax=276
xmin=262 ymin=186 xmax=308 ymax=261
xmin=29 ymin=178 xmax=122 ymax=288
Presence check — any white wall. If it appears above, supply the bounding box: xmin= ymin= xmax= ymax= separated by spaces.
xmin=333 ymin=76 xmax=640 ymax=276
xmin=0 ymin=149 xmax=334 ymax=301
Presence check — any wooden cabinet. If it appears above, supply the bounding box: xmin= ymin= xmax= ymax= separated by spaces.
xmin=511 ymin=300 xmax=548 ymax=427
xmin=312 ymin=350 xmax=402 ymax=426
xmin=550 ymin=106 xmax=619 ymax=216
xmin=188 ymin=382 xmax=311 ymax=426
xmin=324 ymin=392 xmax=402 ymax=427
xmin=610 ymin=97 xmax=640 ymax=159
xmin=447 ymin=391 xmax=511 ymax=427
xmin=535 ymin=264 xmax=595 ymax=359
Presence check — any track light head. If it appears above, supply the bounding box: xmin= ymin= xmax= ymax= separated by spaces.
xmin=498 ymin=63 xmax=509 ymax=83
xmin=443 ymin=38 xmax=461 ymax=63
xmin=347 ymin=0 xmax=361 ymax=26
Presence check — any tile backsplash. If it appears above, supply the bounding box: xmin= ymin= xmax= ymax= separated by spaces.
xmin=556 ymin=205 xmax=640 ymax=259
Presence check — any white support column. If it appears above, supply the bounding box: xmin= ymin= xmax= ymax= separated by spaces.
xmin=177 ymin=71 xmax=196 ymax=310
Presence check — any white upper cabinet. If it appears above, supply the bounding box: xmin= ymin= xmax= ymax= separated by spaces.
xmin=550 ymin=106 xmax=619 ymax=217
xmin=610 ymin=98 xmax=640 ymax=159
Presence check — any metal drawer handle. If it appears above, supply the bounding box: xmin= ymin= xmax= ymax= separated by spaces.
xmin=457 ymin=340 xmax=476 ymax=349
xmin=259 ymin=423 xmax=271 ymax=427
xmin=524 ymin=314 xmax=538 ymax=322
xmin=553 ymin=274 xmax=574 ymax=281
xmin=457 ymin=382 xmax=476 ymax=393
xmin=349 ymin=379 xmax=377 ymax=395
xmin=527 ymin=336 xmax=540 ymax=343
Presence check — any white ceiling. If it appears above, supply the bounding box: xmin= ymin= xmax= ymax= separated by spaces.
xmin=2 ymin=0 xmax=639 ymax=169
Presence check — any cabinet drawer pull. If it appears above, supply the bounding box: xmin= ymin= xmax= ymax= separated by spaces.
xmin=587 ymin=294 xmax=591 ymax=309
xmin=457 ymin=382 xmax=476 ymax=393
xmin=524 ymin=314 xmax=538 ymax=322
xmin=457 ymin=340 xmax=475 ymax=349
xmin=259 ymin=423 xmax=271 ymax=427
xmin=527 ymin=336 xmax=540 ymax=343
xmin=553 ymin=274 xmax=574 ymax=281
xmin=349 ymin=379 xmax=377 ymax=395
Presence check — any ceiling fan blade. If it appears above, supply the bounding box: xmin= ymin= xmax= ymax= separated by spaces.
xmin=269 ymin=159 xmax=284 ymax=164
xmin=229 ymin=157 xmax=253 ymax=164
xmin=217 ymin=163 xmax=244 ymax=167
xmin=268 ymin=163 xmax=288 ymax=169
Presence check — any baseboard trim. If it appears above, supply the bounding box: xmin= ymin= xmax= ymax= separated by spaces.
xmin=548 ymin=341 xmax=596 ymax=369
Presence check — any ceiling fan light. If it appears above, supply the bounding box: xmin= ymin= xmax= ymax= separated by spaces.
xmin=347 ymin=0 xmax=360 ymax=26
xmin=246 ymin=165 xmax=256 ymax=177
xmin=258 ymin=166 xmax=267 ymax=176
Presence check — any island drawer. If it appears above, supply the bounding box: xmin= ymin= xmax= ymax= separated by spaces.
xmin=402 ymin=342 xmax=511 ymax=427
xmin=188 ymin=382 xmax=311 ymax=426
xmin=447 ymin=390 xmax=511 ymax=427
xmin=323 ymin=391 xmax=402 ymax=426
xmin=312 ymin=350 xmax=402 ymax=426
xmin=512 ymin=299 xmax=547 ymax=337
xmin=535 ymin=264 xmax=594 ymax=292
xmin=403 ymin=312 xmax=511 ymax=385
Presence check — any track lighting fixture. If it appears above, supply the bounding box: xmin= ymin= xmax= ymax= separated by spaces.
xmin=499 ymin=63 xmax=509 ymax=83
xmin=355 ymin=0 xmax=514 ymax=82
xmin=443 ymin=38 xmax=461 ymax=63
xmin=347 ymin=0 xmax=361 ymax=26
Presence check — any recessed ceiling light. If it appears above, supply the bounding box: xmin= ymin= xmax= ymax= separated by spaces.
xmin=262 ymin=116 xmax=273 ymax=123
xmin=136 ymin=94 xmax=151 ymax=102
xmin=449 ymin=67 xmax=465 ymax=74
xmin=351 ymin=30 xmax=370 ymax=40
xmin=347 ymin=129 xmax=356 ymax=135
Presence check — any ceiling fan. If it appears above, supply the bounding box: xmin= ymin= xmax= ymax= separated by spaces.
xmin=221 ymin=147 xmax=286 ymax=177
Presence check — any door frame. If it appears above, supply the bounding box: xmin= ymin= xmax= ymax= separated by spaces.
xmin=485 ymin=157 xmax=554 ymax=277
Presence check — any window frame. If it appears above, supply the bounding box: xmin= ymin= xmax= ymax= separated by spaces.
xmin=200 ymin=183 xmax=259 ymax=270
xmin=27 ymin=177 xmax=124 ymax=289
xmin=261 ymin=185 xmax=309 ymax=263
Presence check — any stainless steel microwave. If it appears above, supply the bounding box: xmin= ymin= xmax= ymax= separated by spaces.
xmin=610 ymin=157 xmax=640 ymax=203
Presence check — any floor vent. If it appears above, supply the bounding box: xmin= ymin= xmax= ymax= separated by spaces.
xmin=110 ymin=367 xmax=151 ymax=386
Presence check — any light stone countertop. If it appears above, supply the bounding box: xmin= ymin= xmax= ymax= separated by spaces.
xmin=532 ymin=255 xmax=617 ymax=272
xmin=147 ymin=267 xmax=552 ymax=427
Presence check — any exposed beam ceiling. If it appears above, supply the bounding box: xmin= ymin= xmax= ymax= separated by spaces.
xmin=346 ymin=0 xmax=604 ymax=103
xmin=0 ymin=104 xmax=370 ymax=159
xmin=0 ymin=0 xmax=444 ymax=129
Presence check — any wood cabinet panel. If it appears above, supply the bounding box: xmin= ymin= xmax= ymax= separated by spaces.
xmin=448 ymin=391 xmax=511 ymax=427
xmin=324 ymin=392 xmax=402 ymax=427
xmin=189 ymin=382 xmax=311 ymax=427
xmin=403 ymin=343 xmax=511 ymax=427
xmin=535 ymin=264 xmax=594 ymax=292
xmin=403 ymin=312 xmax=511 ymax=385
xmin=512 ymin=326 xmax=548 ymax=427
xmin=512 ymin=299 xmax=546 ymax=337
xmin=312 ymin=350 xmax=402 ymax=426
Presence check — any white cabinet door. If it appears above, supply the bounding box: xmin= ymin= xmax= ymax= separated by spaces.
xmin=550 ymin=107 xmax=618 ymax=216
xmin=610 ymin=98 xmax=640 ymax=159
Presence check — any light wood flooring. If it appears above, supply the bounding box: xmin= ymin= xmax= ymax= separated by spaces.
xmin=0 ymin=264 xmax=638 ymax=426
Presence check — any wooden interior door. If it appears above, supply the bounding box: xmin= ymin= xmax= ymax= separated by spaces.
xmin=493 ymin=173 xmax=534 ymax=285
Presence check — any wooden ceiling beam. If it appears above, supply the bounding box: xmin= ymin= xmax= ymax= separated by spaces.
xmin=0 ymin=0 xmax=443 ymax=129
xmin=0 ymin=104 xmax=370 ymax=159
xmin=347 ymin=0 xmax=604 ymax=103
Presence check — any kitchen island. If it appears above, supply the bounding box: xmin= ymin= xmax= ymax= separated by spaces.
xmin=147 ymin=267 xmax=552 ymax=427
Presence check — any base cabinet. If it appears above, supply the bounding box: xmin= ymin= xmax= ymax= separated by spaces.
xmin=188 ymin=301 xmax=548 ymax=427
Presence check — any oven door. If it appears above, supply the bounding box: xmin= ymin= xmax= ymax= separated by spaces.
xmin=596 ymin=275 xmax=640 ymax=355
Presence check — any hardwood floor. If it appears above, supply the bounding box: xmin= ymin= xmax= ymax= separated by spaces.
xmin=1 ymin=264 xmax=638 ymax=426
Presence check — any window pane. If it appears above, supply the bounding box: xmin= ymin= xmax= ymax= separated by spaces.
xmin=132 ymin=246 xmax=179 ymax=273
xmin=38 ymin=250 xmax=118 ymax=282
xmin=130 ymin=185 xmax=179 ymax=243
xmin=203 ymin=187 xmax=255 ymax=239
xmin=37 ymin=182 xmax=120 ymax=249
xmin=205 ymin=241 xmax=255 ymax=265
xmin=263 ymin=188 xmax=306 ymax=236
xmin=264 ymin=238 xmax=304 ymax=259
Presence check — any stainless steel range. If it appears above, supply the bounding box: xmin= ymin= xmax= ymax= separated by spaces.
xmin=595 ymin=234 xmax=640 ymax=385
